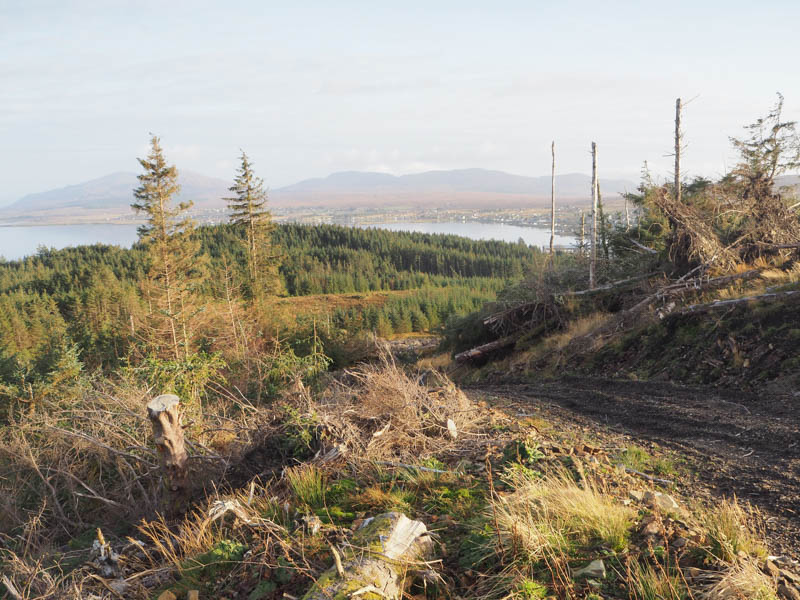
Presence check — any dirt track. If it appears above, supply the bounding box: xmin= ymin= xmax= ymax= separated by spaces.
xmin=468 ymin=377 xmax=800 ymax=561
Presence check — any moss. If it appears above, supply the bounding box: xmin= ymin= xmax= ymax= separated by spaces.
xmin=327 ymin=477 xmax=359 ymax=504
xmin=316 ymin=505 xmax=356 ymax=524
xmin=424 ymin=485 xmax=484 ymax=521
xmin=514 ymin=578 xmax=549 ymax=599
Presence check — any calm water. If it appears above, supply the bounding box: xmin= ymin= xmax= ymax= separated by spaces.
xmin=0 ymin=221 xmax=573 ymax=261
xmin=363 ymin=221 xmax=574 ymax=248
xmin=0 ymin=224 xmax=140 ymax=260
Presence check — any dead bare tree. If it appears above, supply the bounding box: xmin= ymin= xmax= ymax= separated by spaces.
xmin=580 ymin=210 xmax=586 ymax=256
xmin=624 ymin=193 xmax=631 ymax=230
xmin=550 ymin=140 xmax=556 ymax=256
xmin=675 ymin=97 xmax=682 ymax=203
xmin=590 ymin=142 xmax=598 ymax=289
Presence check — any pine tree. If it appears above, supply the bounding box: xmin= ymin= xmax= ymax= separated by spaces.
xmin=132 ymin=136 xmax=204 ymax=360
xmin=730 ymin=93 xmax=800 ymax=201
xmin=225 ymin=151 xmax=281 ymax=297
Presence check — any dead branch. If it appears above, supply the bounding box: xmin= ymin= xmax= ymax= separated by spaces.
xmin=678 ymin=290 xmax=799 ymax=315
xmin=618 ymin=464 xmax=674 ymax=486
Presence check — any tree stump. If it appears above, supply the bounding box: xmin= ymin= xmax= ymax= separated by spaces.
xmin=302 ymin=512 xmax=434 ymax=600
xmin=147 ymin=394 xmax=189 ymax=509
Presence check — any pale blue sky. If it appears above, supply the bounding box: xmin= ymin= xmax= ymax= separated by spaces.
xmin=2 ymin=0 xmax=799 ymax=204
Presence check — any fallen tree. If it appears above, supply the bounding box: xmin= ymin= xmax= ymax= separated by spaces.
xmin=455 ymin=334 xmax=519 ymax=364
xmin=455 ymin=267 xmax=767 ymax=364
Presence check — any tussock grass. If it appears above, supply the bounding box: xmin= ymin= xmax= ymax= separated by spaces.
xmin=491 ymin=466 xmax=635 ymax=561
xmin=285 ymin=464 xmax=326 ymax=509
xmin=628 ymin=562 xmax=687 ymax=600
xmin=701 ymin=498 xmax=768 ymax=563
xmin=699 ymin=559 xmax=778 ymax=600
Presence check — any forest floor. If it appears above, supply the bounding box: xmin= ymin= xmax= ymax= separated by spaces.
xmin=467 ymin=377 xmax=800 ymax=563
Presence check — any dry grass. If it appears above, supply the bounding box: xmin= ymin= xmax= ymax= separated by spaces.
xmin=491 ymin=466 xmax=635 ymax=562
xmin=627 ymin=562 xmax=688 ymax=600
xmin=416 ymin=351 xmax=454 ymax=372
xmin=700 ymin=498 xmax=768 ymax=563
xmin=510 ymin=312 xmax=611 ymax=370
xmin=309 ymin=350 xmax=485 ymax=464
xmin=0 ymin=380 xmax=258 ymax=538
xmin=699 ymin=560 xmax=778 ymax=600
xmin=0 ymin=377 xmax=268 ymax=599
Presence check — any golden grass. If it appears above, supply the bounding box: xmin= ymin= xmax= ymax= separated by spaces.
xmin=628 ymin=562 xmax=687 ymax=600
xmin=491 ymin=466 xmax=635 ymax=561
xmin=510 ymin=312 xmax=611 ymax=370
xmin=700 ymin=498 xmax=768 ymax=563
xmin=699 ymin=560 xmax=778 ymax=600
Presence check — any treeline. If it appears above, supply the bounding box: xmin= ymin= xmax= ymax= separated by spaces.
xmin=196 ymin=222 xmax=538 ymax=295
xmin=324 ymin=280 xmax=503 ymax=336
xmin=0 ymin=222 xmax=543 ymax=401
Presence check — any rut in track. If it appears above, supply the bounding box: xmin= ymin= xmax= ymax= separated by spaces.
xmin=468 ymin=377 xmax=800 ymax=561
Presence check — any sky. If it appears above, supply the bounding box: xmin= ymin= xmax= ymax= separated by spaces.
xmin=2 ymin=0 xmax=799 ymax=205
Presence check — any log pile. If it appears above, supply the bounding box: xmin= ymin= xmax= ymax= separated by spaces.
xmin=455 ymin=266 xmax=773 ymax=364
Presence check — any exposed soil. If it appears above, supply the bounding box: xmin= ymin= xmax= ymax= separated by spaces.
xmin=467 ymin=377 xmax=800 ymax=561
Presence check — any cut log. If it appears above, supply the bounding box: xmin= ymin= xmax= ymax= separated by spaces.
xmin=147 ymin=394 xmax=189 ymax=507
xmin=455 ymin=335 xmax=518 ymax=363
xmin=302 ymin=511 xmax=434 ymax=600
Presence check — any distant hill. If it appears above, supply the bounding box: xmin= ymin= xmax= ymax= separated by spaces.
xmin=1 ymin=171 xmax=232 ymax=223
xmin=777 ymin=174 xmax=800 ymax=192
xmin=272 ymin=169 xmax=635 ymax=208
xmin=0 ymin=168 xmax=637 ymax=224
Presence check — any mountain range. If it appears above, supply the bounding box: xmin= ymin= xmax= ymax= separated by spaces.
xmin=2 ymin=168 xmax=637 ymax=224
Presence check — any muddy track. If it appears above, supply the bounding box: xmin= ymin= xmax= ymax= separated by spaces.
xmin=468 ymin=377 xmax=800 ymax=560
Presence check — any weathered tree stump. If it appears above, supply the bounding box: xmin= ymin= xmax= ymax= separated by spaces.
xmin=147 ymin=394 xmax=189 ymax=509
xmin=302 ymin=512 xmax=434 ymax=600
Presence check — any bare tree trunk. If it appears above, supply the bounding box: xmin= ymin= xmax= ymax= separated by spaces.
xmin=625 ymin=194 xmax=631 ymax=230
xmin=590 ymin=142 xmax=598 ymax=289
xmin=550 ymin=140 xmax=556 ymax=256
xmin=147 ymin=394 xmax=189 ymax=512
xmin=674 ymin=97 xmax=682 ymax=204
xmin=580 ymin=210 xmax=586 ymax=256
xmin=302 ymin=512 xmax=433 ymax=600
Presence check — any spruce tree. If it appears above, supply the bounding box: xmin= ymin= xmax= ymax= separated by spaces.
xmin=225 ymin=151 xmax=281 ymax=297
xmin=132 ymin=136 xmax=204 ymax=360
